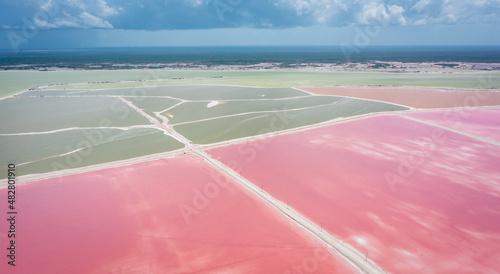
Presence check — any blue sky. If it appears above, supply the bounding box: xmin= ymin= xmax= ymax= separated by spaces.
xmin=1 ymin=0 xmax=499 ymax=50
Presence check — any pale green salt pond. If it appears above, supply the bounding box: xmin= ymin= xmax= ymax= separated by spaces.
xmin=0 ymin=96 xmax=151 ymax=134
xmin=2 ymin=70 xmax=499 ymax=99
xmin=0 ymin=128 xmax=184 ymax=179
xmin=20 ymin=86 xmax=308 ymax=100
xmin=174 ymin=98 xmax=409 ymax=144
xmin=165 ymin=95 xmax=343 ymax=124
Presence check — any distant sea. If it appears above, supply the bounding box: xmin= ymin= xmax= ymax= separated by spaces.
xmin=1 ymin=46 xmax=500 ymax=67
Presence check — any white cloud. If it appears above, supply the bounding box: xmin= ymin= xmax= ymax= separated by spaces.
xmin=41 ymin=0 xmax=55 ymax=12
xmin=442 ymin=13 xmax=457 ymax=24
xmin=189 ymin=0 xmax=204 ymax=7
xmin=95 ymin=0 xmax=118 ymax=17
xmin=19 ymin=0 xmax=117 ymax=30
xmin=34 ymin=18 xmax=57 ymax=29
xmin=29 ymin=7 xmax=114 ymax=30
xmin=357 ymin=2 xmax=389 ymax=25
xmin=440 ymin=1 xmax=465 ymax=22
xmin=1 ymin=25 xmax=21 ymax=30
xmin=63 ymin=0 xmax=119 ymax=17
xmin=413 ymin=17 xmax=428 ymax=25
xmin=8 ymin=0 xmax=500 ymax=31
xmin=410 ymin=0 xmax=500 ymax=25
xmin=280 ymin=0 xmax=348 ymax=23
xmin=278 ymin=0 xmax=500 ymax=27
xmin=54 ymin=18 xmax=83 ymax=28
xmin=33 ymin=16 xmax=83 ymax=29
xmin=413 ymin=0 xmax=431 ymax=12
xmin=356 ymin=2 xmax=407 ymax=26
xmin=388 ymin=5 xmax=406 ymax=25
xmin=79 ymin=12 xmax=113 ymax=28
xmin=472 ymin=0 xmax=491 ymax=8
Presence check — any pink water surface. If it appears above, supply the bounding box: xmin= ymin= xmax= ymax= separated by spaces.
xmin=407 ymin=108 xmax=500 ymax=143
xmin=0 ymin=155 xmax=358 ymax=273
xmin=209 ymin=115 xmax=500 ymax=273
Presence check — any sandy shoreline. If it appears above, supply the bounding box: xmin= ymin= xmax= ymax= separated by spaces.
xmin=3 ymin=61 xmax=500 ymax=72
